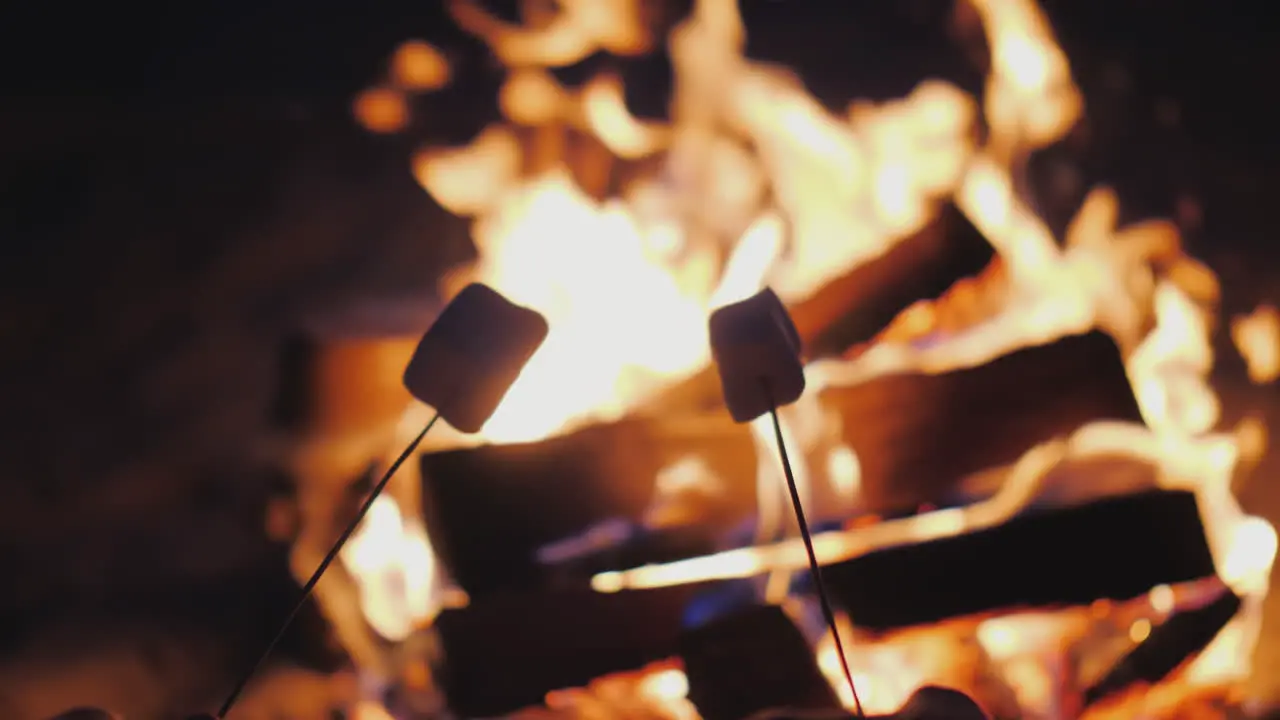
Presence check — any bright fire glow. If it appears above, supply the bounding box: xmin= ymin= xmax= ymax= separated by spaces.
xmin=337 ymin=0 xmax=1274 ymax=715
xmin=1232 ymin=303 xmax=1280 ymax=384
xmin=342 ymin=493 xmax=440 ymax=642
xmin=389 ymin=40 xmax=450 ymax=92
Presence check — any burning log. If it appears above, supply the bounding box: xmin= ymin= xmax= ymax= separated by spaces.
xmin=826 ymin=329 xmax=1143 ymax=513
xmin=824 ymin=489 xmax=1216 ymax=630
xmin=633 ymin=330 xmax=1142 ymax=520
xmin=432 ymin=585 xmax=703 ymax=717
xmin=1082 ymin=585 xmax=1242 ymax=708
xmin=419 ymin=416 xmax=755 ymax=598
xmin=792 ymin=205 xmax=995 ymax=359
xmin=634 ymin=207 xmax=995 ymax=419
xmin=631 ymin=314 xmax=1139 ymax=519
xmin=679 ymin=604 xmax=842 ymax=720
xmin=422 ymin=327 xmax=1143 ymax=600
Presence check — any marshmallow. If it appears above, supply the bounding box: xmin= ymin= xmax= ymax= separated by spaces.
xmin=403 ymin=283 xmax=548 ymax=433
xmin=708 ymin=288 xmax=805 ymax=423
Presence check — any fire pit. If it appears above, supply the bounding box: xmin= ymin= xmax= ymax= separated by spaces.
xmin=263 ymin=1 xmax=1280 ymax=718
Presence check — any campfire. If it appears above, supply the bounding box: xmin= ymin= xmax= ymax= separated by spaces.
xmin=281 ymin=0 xmax=1277 ymax=718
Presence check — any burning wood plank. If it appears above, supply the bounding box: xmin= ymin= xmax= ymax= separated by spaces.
xmin=421 ymin=328 xmax=1141 ymax=604
xmin=433 ymin=585 xmax=703 ymax=717
xmin=633 ymin=207 xmax=995 ymax=419
xmin=419 ymin=416 xmax=754 ymax=598
xmin=823 ymin=489 xmax=1215 ymax=630
xmin=792 ymin=206 xmax=995 ymax=359
xmin=587 ymin=439 xmax=1233 ymax=596
xmin=419 ymin=331 xmax=1142 ymax=599
xmin=825 ymin=329 xmax=1143 ymax=513
xmin=679 ymin=604 xmax=842 ymax=720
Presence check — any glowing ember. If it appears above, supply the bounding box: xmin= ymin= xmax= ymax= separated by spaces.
xmin=353 ymin=87 xmax=410 ymax=134
xmin=350 ymin=700 xmax=398 ymax=720
xmin=389 ymin=40 xmax=450 ymax=92
xmin=515 ymin=662 xmax=700 ymax=720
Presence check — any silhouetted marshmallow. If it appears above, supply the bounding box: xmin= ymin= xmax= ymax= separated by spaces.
xmin=403 ymin=283 xmax=548 ymax=433
xmin=708 ymin=288 xmax=805 ymax=423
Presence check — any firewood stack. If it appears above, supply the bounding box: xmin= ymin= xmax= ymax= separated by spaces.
xmin=268 ymin=1 xmax=1251 ymax=718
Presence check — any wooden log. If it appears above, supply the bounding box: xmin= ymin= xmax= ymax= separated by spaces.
xmin=630 ymin=236 xmax=1135 ymax=517
xmin=433 ymin=584 xmax=704 ymax=717
xmin=793 ymin=204 xmax=995 ymax=358
xmin=823 ymin=489 xmax=1216 ymax=630
xmin=635 ymin=204 xmax=996 ymax=418
xmin=419 ymin=417 xmax=755 ymax=598
xmin=679 ymin=604 xmax=842 ymax=720
xmin=420 ymin=328 xmax=1142 ymax=595
xmin=636 ymin=331 xmax=1142 ymax=519
xmin=826 ymin=330 xmax=1143 ymax=513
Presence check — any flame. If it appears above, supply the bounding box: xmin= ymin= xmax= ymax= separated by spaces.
xmin=353 ymin=87 xmax=409 ymax=134
xmin=1232 ymin=304 xmax=1280 ymax=384
xmin=528 ymin=662 xmax=699 ymax=720
xmin=817 ymin=621 xmax=937 ymax=714
xmin=412 ymin=0 xmax=987 ymax=446
xmin=389 ymin=40 xmax=450 ymax=92
xmin=455 ymin=169 xmax=721 ymax=443
xmin=350 ymin=701 xmax=398 ymax=720
xmin=341 ymin=0 xmax=1274 ymax=713
xmin=342 ymin=493 xmax=441 ymax=642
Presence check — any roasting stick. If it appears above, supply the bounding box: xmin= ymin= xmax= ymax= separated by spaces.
xmin=708 ymin=288 xmax=866 ymax=718
xmin=763 ymin=383 xmax=865 ymax=718
xmin=213 ymin=284 xmax=549 ymax=719
xmin=216 ymin=413 xmax=439 ymax=718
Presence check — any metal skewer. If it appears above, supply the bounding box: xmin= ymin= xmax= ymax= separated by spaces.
xmin=762 ymin=380 xmax=865 ymax=718
xmin=214 ymin=412 xmax=441 ymax=719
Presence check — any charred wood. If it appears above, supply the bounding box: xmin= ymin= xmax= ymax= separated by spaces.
xmin=828 ymin=330 xmax=1143 ymax=513
xmin=434 ymin=585 xmax=703 ymax=717
xmin=793 ymin=205 xmax=995 ymax=358
xmin=824 ymin=489 xmax=1216 ymax=630
xmin=636 ymin=207 xmax=995 ymax=418
xmin=421 ymin=329 xmax=1144 ymax=597
xmin=679 ymin=604 xmax=842 ymax=720
xmin=420 ymin=417 xmax=754 ymax=598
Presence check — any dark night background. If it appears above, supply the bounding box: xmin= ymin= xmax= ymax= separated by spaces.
xmin=0 ymin=0 xmax=1278 ymax=716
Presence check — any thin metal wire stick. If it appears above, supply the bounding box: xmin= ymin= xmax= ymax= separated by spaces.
xmin=216 ymin=412 xmax=441 ymax=719
xmin=762 ymin=383 xmax=865 ymax=718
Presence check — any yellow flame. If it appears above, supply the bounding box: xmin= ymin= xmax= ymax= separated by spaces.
xmin=353 ymin=87 xmax=409 ymax=134
xmin=1232 ymin=304 xmax=1280 ymax=384
xmin=351 ymin=701 xmax=397 ymax=720
xmin=448 ymin=0 xmax=651 ymax=67
xmin=342 ymin=493 xmax=441 ymax=642
xmin=582 ymin=73 xmax=669 ymax=160
xmin=390 ymin=40 xmax=451 ymax=92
